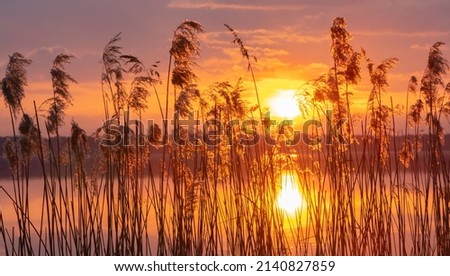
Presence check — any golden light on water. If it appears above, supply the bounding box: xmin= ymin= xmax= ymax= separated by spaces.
xmin=276 ymin=173 xmax=305 ymax=215
xmin=267 ymin=89 xmax=301 ymax=119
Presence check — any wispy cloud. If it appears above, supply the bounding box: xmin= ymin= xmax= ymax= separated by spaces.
xmin=410 ymin=43 xmax=433 ymax=51
xmin=0 ymin=46 xmax=71 ymax=68
xmin=240 ymin=29 xmax=329 ymax=45
xmin=202 ymin=28 xmax=328 ymax=49
xmin=410 ymin=43 xmax=449 ymax=51
xmin=354 ymin=29 xmax=450 ymax=38
xmin=25 ymin=45 xmax=73 ymax=58
xmin=168 ymin=0 xmax=304 ymax=11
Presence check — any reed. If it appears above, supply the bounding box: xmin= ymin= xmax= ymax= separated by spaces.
xmin=1 ymin=17 xmax=449 ymax=256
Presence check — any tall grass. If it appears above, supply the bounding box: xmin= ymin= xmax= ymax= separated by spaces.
xmin=1 ymin=17 xmax=449 ymax=256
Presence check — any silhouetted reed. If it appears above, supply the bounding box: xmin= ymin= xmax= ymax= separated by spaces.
xmin=1 ymin=18 xmax=450 ymax=256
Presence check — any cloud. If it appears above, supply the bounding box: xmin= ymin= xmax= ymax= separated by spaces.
xmin=168 ymin=0 xmax=304 ymax=11
xmin=409 ymin=43 xmax=446 ymax=51
xmin=202 ymin=28 xmax=328 ymax=50
xmin=410 ymin=44 xmax=430 ymax=51
xmin=294 ymin=62 xmax=330 ymax=80
xmin=243 ymin=29 xmax=329 ymax=45
xmin=25 ymin=45 xmax=73 ymax=58
xmin=302 ymin=12 xmax=326 ymax=20
xmin=354 ymin=30 xmax=450 ymax=38
xmin=255 ymin=48 xmax=290 ymax=57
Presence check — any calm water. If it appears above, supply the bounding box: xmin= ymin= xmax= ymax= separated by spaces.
xmin=0 ymin=172 xmax=440 ymax=255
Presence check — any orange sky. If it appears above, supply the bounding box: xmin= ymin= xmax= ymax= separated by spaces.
xmin=1 ymin=0 xmax=450 ymax=136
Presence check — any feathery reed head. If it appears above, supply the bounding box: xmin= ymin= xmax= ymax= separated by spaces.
xmin=1 ymin=52 xmax=32 ymax=117
xmin=330 ymin=17 xmax=353 ymax=68
xmin=46 ymin=53 xmax=77 ymax=134
xmin=2 ymin=138 xmax=18 ymax=173
xmin=18 ymin=113 xmax=40 ymax=158
xmin=71 ymin=120 xmax=87 ymax=153
xmin=170 ymin=20 xmax=204 ymax=88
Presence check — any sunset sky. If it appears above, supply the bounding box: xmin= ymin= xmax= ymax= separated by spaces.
xmin=1 ymin=0 xmax=450 ymax=136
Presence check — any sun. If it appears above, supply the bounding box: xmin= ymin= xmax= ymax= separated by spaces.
xmin=276 ymin=173 xmax=305 ymax=215
xmin=267 ymin=89 xmax=301 ymax=119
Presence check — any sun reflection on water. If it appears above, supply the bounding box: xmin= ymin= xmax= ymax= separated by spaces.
xmin=276 ymin=172 xmax=305 ymax=215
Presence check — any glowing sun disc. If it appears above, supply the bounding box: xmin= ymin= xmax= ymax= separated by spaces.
xmin=267 ymin=89 xmax=301 ymax=119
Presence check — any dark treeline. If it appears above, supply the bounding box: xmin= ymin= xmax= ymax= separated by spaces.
xmin=2 ymin=133 xmax=450 ymax=178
